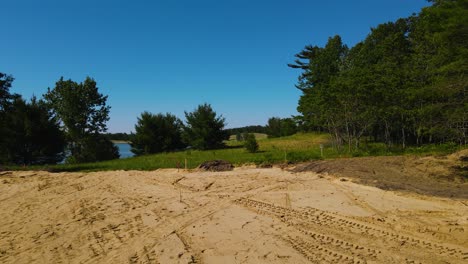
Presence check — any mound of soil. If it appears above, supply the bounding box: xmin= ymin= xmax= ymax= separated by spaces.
xmin=198 ymin=160 xmax=234 ymax=172
xmin=293 ymin=149 xmax=468 ymax=199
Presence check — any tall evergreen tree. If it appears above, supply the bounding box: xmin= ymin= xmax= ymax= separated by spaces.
xmin=0 ymin=73 xmax=15 ymax=111
xmin=0 ymin=74 xmax=66 ymax=164
xmin=0 ymin=73 xmax=15 ymax=163
xmin=183 ymin=104 xmax=228 ymax=150
xmin=2 ymin=97 xmax=66 ymax=165
xmin=131 ymin=112 xmax=185 ymax=155
xmin=289 ymin=36 xmax=350 ymax=148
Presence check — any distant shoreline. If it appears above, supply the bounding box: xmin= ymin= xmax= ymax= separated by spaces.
xmin=111 ymin=140 xmax=131 ymax=144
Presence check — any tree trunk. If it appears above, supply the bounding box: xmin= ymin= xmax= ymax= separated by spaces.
xmin=402 ymin=127 xmax=406 ymax=148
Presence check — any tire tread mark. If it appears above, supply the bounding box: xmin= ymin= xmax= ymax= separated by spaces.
xmin=234 ymin=198 xmax=467 ymax=262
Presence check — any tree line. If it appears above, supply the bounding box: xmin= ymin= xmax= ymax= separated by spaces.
xmin=0 ymin=75 xmax=118 ymax=165
xmin=0 ymin=74 xmax=234 ymax=164
xmin=289 ymin=0 xmax=467 ymax=150
xmin=0 ymin=72 xmax=299 ymax=165
xmin=130 ymin=104 xmax=229 ymax=155
xmin=106 ymin=132 xmax=132 ymax=142
xmin=224 ymin=118 xmax=298 ymax=141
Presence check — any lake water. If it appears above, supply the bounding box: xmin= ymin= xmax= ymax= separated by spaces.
xmin=115 ymin=143 xmax=134 ymax=158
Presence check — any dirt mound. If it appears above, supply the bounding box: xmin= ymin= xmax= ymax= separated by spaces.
xmin=293 ymin=150 xmax=468 ymax=199
xmin=197 ymin=160 xmax=234 ymax=171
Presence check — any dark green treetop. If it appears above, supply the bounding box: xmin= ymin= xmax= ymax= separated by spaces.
xmin=131 ymin=112 xmax=185 ymax=155
xmin=44 ymin=77 xmax=119 ymax=163
xmin=183 ymin=103 xmax=229 ymax=150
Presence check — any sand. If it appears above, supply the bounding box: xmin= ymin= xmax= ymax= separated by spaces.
xmin=0 ymin=167 xmax=467 ymax=263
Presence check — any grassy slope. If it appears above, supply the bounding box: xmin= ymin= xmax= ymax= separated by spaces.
xmin=11 ymin=133 xmax=464 ymax=172
xmin=44 ymin=133 xmax=329 ymax=171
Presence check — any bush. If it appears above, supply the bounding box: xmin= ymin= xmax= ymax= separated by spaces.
xmin=244 ymin=133 xmax=259 ymax=153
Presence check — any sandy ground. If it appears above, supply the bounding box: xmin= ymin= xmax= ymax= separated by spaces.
xmin=0 ymin=167 xmax=467 ymax=264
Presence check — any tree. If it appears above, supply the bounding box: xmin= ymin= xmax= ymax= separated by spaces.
xmin=267 ymin=117 xmax=297 ymax=138
xmin=67 ymin=134 xmax=119 ymax=163
xmin=44 ymin=77 xmax=119 ymax=163
xmin=289 ymin=36 xmax=349 ymax=147
xmin=1 ymin=97 xmax=66 ymax=165
xmin=131 ymin=112 xmax=185 ymax=155
xmin=244 ymin=133 xmax=259 ymax=153
xmin=0 ymin=73 xmax=15 ymax=111
xmin=0 ymin=73 xmax=15 ymax=163
xmin=0 ymin=73 xmax=66 ymax=164
xmin=289 ymin=0 xmax=467 ymax=148
xmin=408 ymin=0 xmax=468 ymax=145
xmin=183 ymin=104 xmax=229 ymax=150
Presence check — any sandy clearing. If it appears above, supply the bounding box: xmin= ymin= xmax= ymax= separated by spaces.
xmin=0 ymin=167 xmax=467 ymax=263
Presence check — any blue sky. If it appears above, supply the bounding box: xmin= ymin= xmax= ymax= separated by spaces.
xmin=1 ymin=0 xmax=429 ymax=132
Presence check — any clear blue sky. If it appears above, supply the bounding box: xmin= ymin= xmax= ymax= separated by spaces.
xmin=1 ymin=0 xmax=429 ymax=133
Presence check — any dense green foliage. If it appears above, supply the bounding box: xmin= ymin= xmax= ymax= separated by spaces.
xmin=183 ymin=104 xmax=229 ymax=150
xmin=131 ymin=112 xmax=185 ymax=155
xmin=0 ymin=73 xmax=15 ymax=162
xmin=3 ymin=97 xmax=66 ymax=165
xmin=67 ymin=133 xmax=119 ymax=163
xmin=290 ymin=0 xmax=467 ymax=150
xmin=0 ymin=74 xmax=66 ymax=165
xmin=243 ymin=133 xmax=259 ymax=153
xmin=0 ymin=73 xmax=15 ymax=111
xmin=44 ymin=77 xmax=119 ymax=163
xmin=267 ymin=117 xmax=298 ymax=138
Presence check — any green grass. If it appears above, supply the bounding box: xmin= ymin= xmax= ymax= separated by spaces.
xmin=17 ymin=133 xmax=328 ymax=172
xmin=348 ymin=141 xmax=462 ymax=157
xmin=8 ymin=133 xmax=465 ymax=172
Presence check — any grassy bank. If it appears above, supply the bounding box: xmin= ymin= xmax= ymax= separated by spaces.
xmin=7 ymin=133 xmax=465 ymax=172
xmin=40 ymin=133 xmax=330 ymax=171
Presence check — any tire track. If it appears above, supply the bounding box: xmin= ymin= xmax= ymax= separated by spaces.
xmin=127 ymin=199 xmax=233 ymax=264
xmin=329 ymin=181 xmax=384 ymax=215
xmin=234 ymin=197 xmax=468 ymax=263
xmin=283 ymin=235 xmax=364 ymax=264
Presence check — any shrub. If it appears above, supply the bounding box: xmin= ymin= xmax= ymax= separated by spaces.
xmin=244 ymin=133 xmax=259 ymax=153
